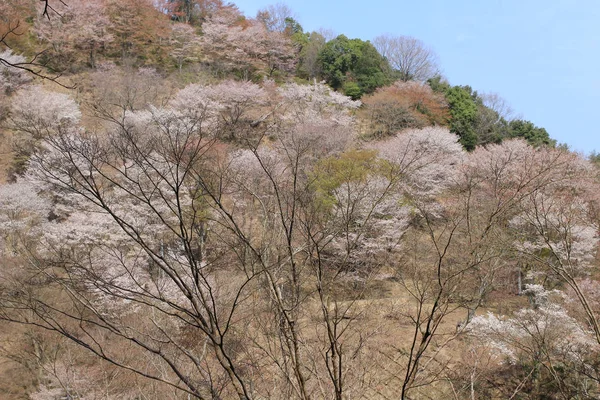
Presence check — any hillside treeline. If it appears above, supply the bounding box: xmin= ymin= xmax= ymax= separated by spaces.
xmin=0 ymin=1 xmax=599 ymax=399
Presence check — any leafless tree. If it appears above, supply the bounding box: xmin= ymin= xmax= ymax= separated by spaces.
xmin=256 ymin=3 xmax=297 ymax=33
xmin=373 ymin=33 xmax=440 ymax=82
xmin=480 ymin=92 xmax=517 ymax=122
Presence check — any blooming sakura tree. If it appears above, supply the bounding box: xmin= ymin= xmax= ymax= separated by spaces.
xmin=7 ymin=86 xmax=81 ymax=177
xmin=370 ymin=126 xmax=463 ymax=199
xmin=509 ymin=153 xmax=600 ymax=344
xmin=364 ymin=135 xmax=600 ymax=398
xmin=1 ymin=71 xmax=598 ymax=399
xmin=0 ymin=77 xmax=394 ymax=398
xmin=0 ymin=181 xmax=50 ymax=254
xmin=469 ymin=285 xmax=600 ymax=398
xmin=201 ymin=7 xmax=297 ymax=76
xmin=168 ymin=80 xmax=360 ymax=143
xmin=0 ymin=49 xmax=31 ymax=119
xmin=169 ymin=23 xmax=201 ymax=72
xmin=0 ymin=50 xmax=31 ymax=94
xmin=464 ymin=139 xmax=599 ymax=335
xmin=2 ymin=100 xmax=263 ymax=398
xmin=9 ymin=86 xmax=81 ymax=138
xmin=276 ymin=80 xmax=361 ymax=126
xmin=35 ymin=0 xmax=114 ymax=69
xmin=170 ymin=80 xmax=267 ymax=140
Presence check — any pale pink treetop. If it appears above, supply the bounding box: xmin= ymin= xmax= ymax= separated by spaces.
xmin=466 ymin=141 xmax=599 ymax=274
xmin=0 ymin=181 xmax=51 ymax=235
xmin=34 ymin=0 xmax=113 ymax=67
xmin=201 ymin=7 xmax=297 ymax=73
xmin=277 ymin=81 xmax=361 ymax=126
xmin=470 ymin=285 xmax=598 ymax=364
xmin=9 ymin=85 xmax=81 ymax=137
xmin=170 ymin=80 xmax=266 ymax=124
xmin=370 ymin=126 xmax=464 ymax=197
xmin=169 ymin=23 xmax=200 ymax=69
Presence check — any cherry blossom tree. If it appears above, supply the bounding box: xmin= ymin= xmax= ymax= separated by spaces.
xmin=469 ymin=285 xmax=600 ymax=398
xmin=0 ymin=78 xmax=392 ymax=398
xmin=8 ymin=85 xmax=81 ymax=138
xmin=464 ymin=140 xmax=600 ymax=351
xmin=0 ymin=50 xmax=31 ymax=94
xmin=276 ymin=80 xmax=361 ymax=126
xmin=7 ymin=86 xmax=80 ymax=178
xmin=0 ymin=64 xmax=594 ymax=399
xmin=35 ymin=0 xmax=114 ymax=69
xmin=170 ymin=80 xmax=267 ymax=140
xmin=510 ymin=154 xmax=600 ymax=344
xmin=1 ymin=102 xmax=259 ymax=398
xmin=0 ymin=1 xmax=71 ymax=86
xmin=0 ymin=181 xmax=50 ymax=255
xmin=201 ymin=7 xmax=297 ymax=76
xmin=169 ymin=23 xmax=201 ymax=72
xmin=369 ymin=126 xmax=463 ymax=199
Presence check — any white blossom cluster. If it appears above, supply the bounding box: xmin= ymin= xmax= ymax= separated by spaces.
xmin=470 ymin=285 xmax=598 ymax=364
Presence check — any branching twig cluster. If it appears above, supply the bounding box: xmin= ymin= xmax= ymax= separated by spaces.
xmin=0 ymin=1 xmax=72 ymax=88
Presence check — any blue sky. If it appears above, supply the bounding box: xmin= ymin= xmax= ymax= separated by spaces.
xmin=233 ymin=0 xmax=599 ymax=154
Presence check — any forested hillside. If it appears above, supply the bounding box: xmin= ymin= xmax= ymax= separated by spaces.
xmin=0 ymin=1 xmax=599 ymax=399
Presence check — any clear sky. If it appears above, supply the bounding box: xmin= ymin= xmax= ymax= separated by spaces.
xmin=233 ymin=0 xmax=600 ymax=154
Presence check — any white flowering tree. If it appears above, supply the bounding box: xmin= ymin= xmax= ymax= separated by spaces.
xmin=201 ymin=7 xmax=297 ymax=76
xmin=8 ymin=85 xmax=81 ymax=138
xmin=171 ymin=80 xmax=267 ymax=140
xmin=276 ymin=80 xmax=361 ymax=126
xmin=169 ymin=23 xmax=200 ymax=72
xmin=2 ymin=74 xmax=597 ymax=399
xmin=1 ymin=95 xmax=259 ymax=398
xmin=34 ymin=0 xmax=114 ymax=69
xmin=6 ymin=85 xmax=81 ymax=178
xmin=469 ymin=285 xmax=600 ymax=398
xmin=0 ymin=50 xmax=31 ymax=94
xmin=452 ymin=141 xmax=600 ymax=398
xmin=464 ymin=140 xmax=600 ymax=346
xmin=0 ymin=80 xmax=385 ymax=399
xmin=509 ymin=149 xmax=600 ymax=345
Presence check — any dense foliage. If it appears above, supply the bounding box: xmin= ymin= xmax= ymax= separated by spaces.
xmin=318 ymin=34 xmax=392 ymax=99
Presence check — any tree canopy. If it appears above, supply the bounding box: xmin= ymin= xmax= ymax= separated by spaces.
xmin=318 ymin=34 xmax=392 ymax=98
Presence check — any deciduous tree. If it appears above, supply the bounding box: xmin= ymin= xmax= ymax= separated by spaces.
xmin=361 ymin=80 xmax=448 ymax=137
xmin=169 ymin=23 xmax=201 ymax=71
xmin=256 ymin=3 xmax=296 ymax=33
xmin=202 ymin=7 xmax=297 ymax=77
xmin=373 ymin=34 xmax=440 ymax=82
xmin=35 ymin=0 xmax=114 ymax=70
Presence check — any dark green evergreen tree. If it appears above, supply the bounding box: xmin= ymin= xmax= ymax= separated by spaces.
xmin=318 ymin=35 xmax=392 ymax=98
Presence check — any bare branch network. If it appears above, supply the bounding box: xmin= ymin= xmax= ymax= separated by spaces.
xmin=0 ymin=1 xmax=71 ymax=87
